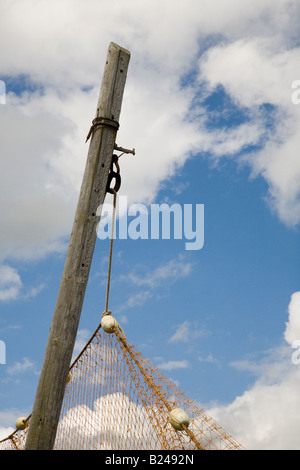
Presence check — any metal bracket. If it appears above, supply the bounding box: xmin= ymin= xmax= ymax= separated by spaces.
xmin=114 ymin=144 xmax=135 ymax=156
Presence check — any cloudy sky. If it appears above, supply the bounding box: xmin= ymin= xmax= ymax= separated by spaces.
xmin=0 ymin=0 xmax=300 ymax=450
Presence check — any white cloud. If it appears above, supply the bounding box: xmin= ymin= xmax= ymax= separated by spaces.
xmin=23 ymin=283 xmax=45 ymax=300
xmin=198 ymin=354 xmax=219 ymax=366
xmin=199 ymin=38 xmax=299 ymax=107
xmin=0 ymin=411 xmax=17 ymax=442
xmin=55 ymin=392 xmax=159 ymax=450
xmin=0 ymin=427 xmax=14 ymax=443
xmin=118 ymin=256 xmax=193 ymax=311
xmin=0 ymin=408 xmax=31 ymax=443
xmin=0 ymin=264 xmax=46 ymax=303
xmin=125 ymin=256 xmax=193 ymax=289
xmin=157 ymin=359 xmax=189 ymax=371
xmin=169 ymin=321 xmax=206 ymax=343
xmin=0 ymin=265 xmax=22 ymax=301
xmin=125 ymin=290 xmax=152 ymax=309
xmin=6 ymin=357 xmax=36 ymax=376
xmin=198 ymin=37 xmax=300 ymax=226
xmin=0 ymin=3 xmax=299 ymax=447
xmin=72 ymin=329 xmax=91 ymax=362
xmin=0 ymin=0 xmax=298 ymax=266
xmin=285 ymin=292 xmax=300 ymax=346
xmin=207 ymin=292 xmax=300 ymax=450
xmin=0 ymin=89 xmax=87 ymax=262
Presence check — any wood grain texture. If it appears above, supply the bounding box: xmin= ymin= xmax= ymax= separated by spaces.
xmin=25 ymin=43 xmax=130 ymax=450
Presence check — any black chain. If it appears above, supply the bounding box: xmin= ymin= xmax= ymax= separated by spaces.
xmin=106 ymin=154 xmax=121 ymax=194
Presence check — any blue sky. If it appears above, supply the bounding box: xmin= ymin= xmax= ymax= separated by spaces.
xmin=0 ymin=0 xmax=300 ymax=450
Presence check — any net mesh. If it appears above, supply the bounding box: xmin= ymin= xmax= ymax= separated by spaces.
xmin=0 ymin=325 xmax=244 ymax=450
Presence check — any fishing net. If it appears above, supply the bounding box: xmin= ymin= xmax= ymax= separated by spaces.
xmin=0 ymin=324 xmax=244 ymax=450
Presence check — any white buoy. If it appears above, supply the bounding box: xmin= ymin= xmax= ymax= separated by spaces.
xmin=101 ymin=314 xmax=119 ymax=333
xmin=15 ymin=417 xmax=28 ymax=431
xmin=168 ymin=408 xmax=190 ymax=431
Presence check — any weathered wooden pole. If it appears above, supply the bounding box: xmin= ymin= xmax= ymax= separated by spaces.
xmin=25 ymin=42 xmax=130 ymax=450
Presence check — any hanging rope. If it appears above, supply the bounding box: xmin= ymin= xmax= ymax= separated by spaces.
xmin=101 ymin=148 xmax=134 ymax=317
xmin=102 ymin=155 xmax=121 ymax=318
xmin=104 ymin=188 xmax=117 ymax=315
